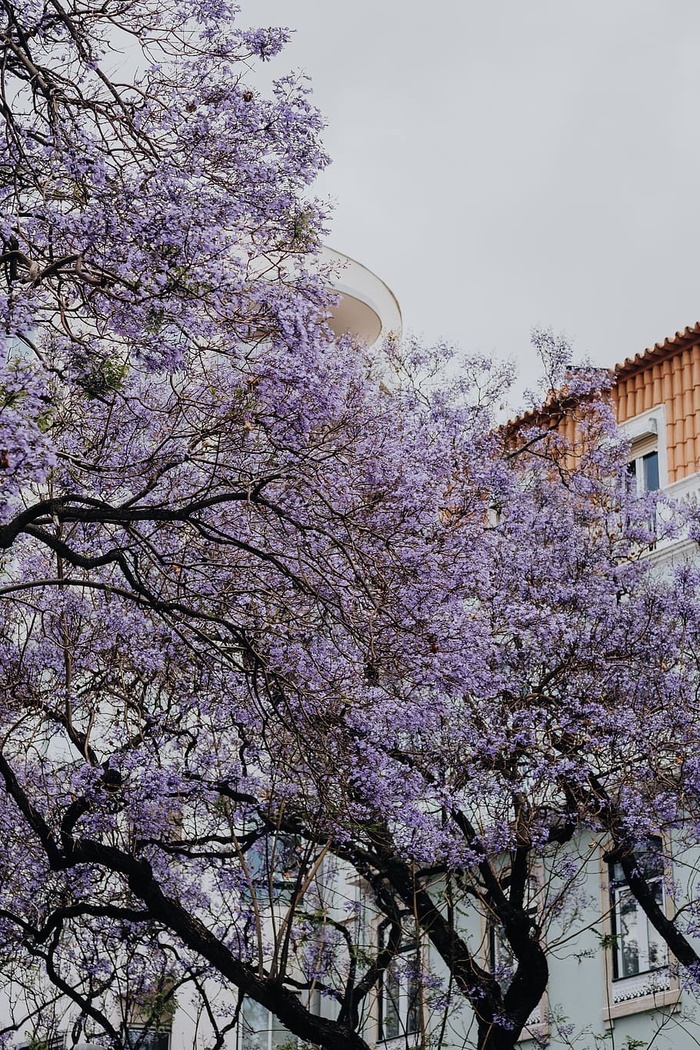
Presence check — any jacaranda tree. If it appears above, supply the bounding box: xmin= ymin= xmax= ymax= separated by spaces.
xmin=3 ymin=5 xmax=700 ymax=1050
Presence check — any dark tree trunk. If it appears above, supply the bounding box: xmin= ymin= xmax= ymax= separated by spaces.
xmin=477 ymin=1021 xmax=522 ymax=1050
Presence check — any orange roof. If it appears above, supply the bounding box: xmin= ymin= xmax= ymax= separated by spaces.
xmin=507 ymin=322 xmax=700 ymax=433
xmin=615 ymin=322 xmax=700 ymax=380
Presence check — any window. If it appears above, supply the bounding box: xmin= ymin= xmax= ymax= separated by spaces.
xmin=608 ymin=837 xmax=668 ymax=985
xmin=623 ymin=431 xmax=661 ymax=543
xmin=236 ymin=999 xmax=296 ymax=1050
xmin=378 ymin=926 xmax=419 ymax=1043
xmin=626 ymin=448 xmax=660 ymax=496
xmin=246 ymin=832 xmax=301 ymax=907
xmin=125 ymin=1029 xmax=171 ymax=1050
xmin=623 ymin=408 xmax=664 ymax=499
xmin=18 ymin=1033 xmax=66 ymax=1050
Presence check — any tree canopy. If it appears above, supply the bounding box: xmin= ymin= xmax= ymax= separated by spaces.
xmin=3 ymin=5 xmax=700 ymax=1050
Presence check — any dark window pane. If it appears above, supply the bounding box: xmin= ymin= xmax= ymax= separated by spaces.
xmin=125 ymin=1030 xmax=170 ymax=1050
xmin=643 ymin=451 xmax=659 ymax=491
xmin=378 ymin=928 xmax=419 ymax=1042
xmin=380 ymin=970 xmax=401 ymax=1040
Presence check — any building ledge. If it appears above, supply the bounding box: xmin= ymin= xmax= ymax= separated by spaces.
xmin=603 ymin=986 xmax=680 ymax=1024
xmin=323 ymin=247 xmax=402 ymax=346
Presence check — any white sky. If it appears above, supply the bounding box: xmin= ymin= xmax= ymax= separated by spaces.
xmin=249 ymin=1 xmax=700 ymax=397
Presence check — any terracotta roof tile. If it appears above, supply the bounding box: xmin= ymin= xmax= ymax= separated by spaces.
xmin=615 ymin=322 xmax=700 ymax=379
xmin=508 ymin=323 xmax=700 ymax=431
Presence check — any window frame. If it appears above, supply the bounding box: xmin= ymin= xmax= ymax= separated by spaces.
xmin=599 ymin=837 xmax=680 ymax=1025
xmin=235 ymin=998 xmax=298 ymax=1050
xmin=124 ymin=1028 xmax=171 ymax=1050
xmin=608 ymin=836 xmax=667 ymax=982
xmin=620 ymin=406 xmax=666 ymax=494
xmin=377 ymin=922 xmax=421 ymax=1046
xmin=245 ymin=830 xmax=302 ymax=908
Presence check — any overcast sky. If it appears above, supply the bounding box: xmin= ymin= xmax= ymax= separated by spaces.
xmin=249 ymin=1 xmax=700 ymax=396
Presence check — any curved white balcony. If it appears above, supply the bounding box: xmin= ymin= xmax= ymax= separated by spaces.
xmin=322 ymin=247 xmax=402 ymax=347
